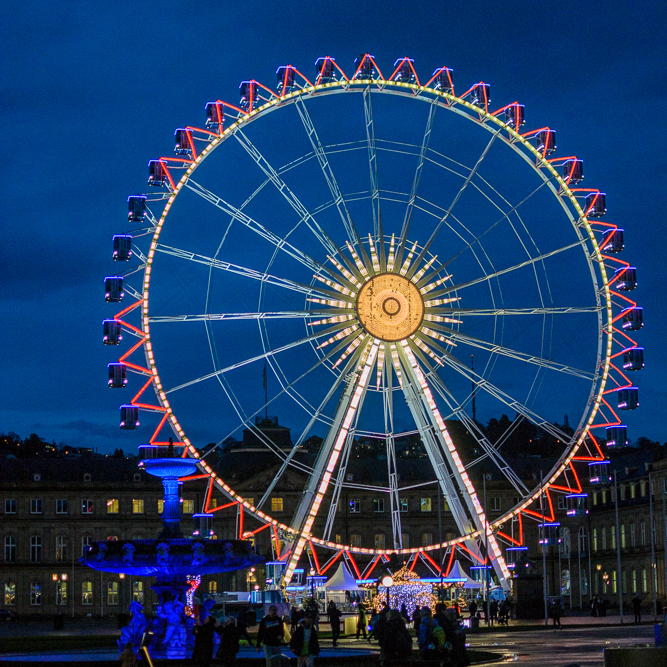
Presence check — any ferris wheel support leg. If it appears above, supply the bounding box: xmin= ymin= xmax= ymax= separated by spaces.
xmin=283 ymin=338 xmax=379 ymax=586
xmin=396 ymin=342 xmax=511 ymax=591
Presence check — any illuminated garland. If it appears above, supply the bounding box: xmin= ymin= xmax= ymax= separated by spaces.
xmin=184 ymin=574 xmax=201 ymax=617
xmin=371 ymin=566 xmax=437 ymax=618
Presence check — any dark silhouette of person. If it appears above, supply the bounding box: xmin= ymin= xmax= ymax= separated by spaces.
xmin=632 ymin=596 xmax=642 ymax=624
xmin=192 ymin=615 xmax=217 ymax=667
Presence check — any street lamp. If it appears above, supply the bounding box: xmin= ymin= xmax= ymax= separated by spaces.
xmin=52 ymin=573 xmax=67 ymax=616
xmin=381 ymin=575 xmax=393 ymax=608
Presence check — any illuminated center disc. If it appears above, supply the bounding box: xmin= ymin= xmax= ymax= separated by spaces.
xmin=356 ymin=273 xmax=424 ymax=342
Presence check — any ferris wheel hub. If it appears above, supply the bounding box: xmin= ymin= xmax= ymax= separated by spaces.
xmin=356 ymin=273 xmax=424 ymax=342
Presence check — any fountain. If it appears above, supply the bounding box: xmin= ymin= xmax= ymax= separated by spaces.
xmin=81 ymin=442 xmax=263 ymax=659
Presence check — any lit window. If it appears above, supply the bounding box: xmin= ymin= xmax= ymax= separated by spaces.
xmin=30 ymin=499 xmax=42 ymax=514
xmin=443 ymin=497 xmax=451 ymax=512
xmin=81 ymin=536 xmax=92 ymax=557
xmin=601 ymin=490 xmax=607 ymax=504
xmin=401 ymin=533 xmax=410 ymax=549
xmin=56 ymin=536 xmax=68 ymax=562
xmin=420 ymin=498 xmax=432 ymax=512
xmin=491 ymin=497 xmax=501 ymax=511
xmin=107 ymin=581 xmax=119 ymax=605
xmin=182 ymin=499 xmax=195 ymax=514
xmin=5 ymin=499 xmax=16 ymax=514
xmin=335 ymin=534 xmax=342 ymax=544
xmin=620 ymin=524 xmax=626 ymax=548
xmin=82 ymin=581 xmax=93 ymax=605
xmin=373 ymin=498 xmax=385 ymax=513
xmin=56 ymin=499 xmax=68 ymax=514
xmin=30 ymin=536 xmax=42 ymax=563
xmin=374 ymin=534 xmax=386 ymax=549
xmin=612 ymin=571 xmax=617 ymax=594
xmin=56 ymin=582 xmax=67 ymax=606
xmin=611 ymin=526 xmax=616 ymax=549
xmin=593 ymin=492 xmax=598 ymax=506
xmin=157 ymin=499 xmax=164 ymax=514
xmin=4 ymin=581 xmax=16 ymax=606
xmin=30 ymin=582 xmax=41 ymax=605
xmin=208 ymin=580 xmax=218 ymax=595
xmin=81 ymin=499 xmax=93 ymax=514
xmin=400 ymin=498 xmax=408 ymax=512
xmin=132 ymin=581 xmax=143 ymax=604
xmin=349 ymin=499 xmax=361 ymax=513
xmin=630 ymin=484 xmax=636 ymax=499
xmin=642 ymin=568 xmax=648 ymax=593
xmin=4 ymin=536 xmax=16 ymax=563
xmin=632 ymin=568 xmax=637 ymax=593
xmin=106 ymin=499 xmax=119 ymax=514
xmin=132 ymin=499 xmax=144 ymax=514
xmin=592 ymin=528 xmax=598 ymax=552
xmin=271 ymin=498 xmax=284 ymax=513
xmin=421 ymin=532 xmax=433 ymax=547
xmin=350 ymin=534 xmax=361 ymax=548
xmin=640 ymin=481 xmax=647 ymax=497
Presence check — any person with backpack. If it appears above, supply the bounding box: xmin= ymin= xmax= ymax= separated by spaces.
xmin=289 ymin=612 xmax=320 ymax=667
xmin=417 ymin=607 xmax=440 ymax=662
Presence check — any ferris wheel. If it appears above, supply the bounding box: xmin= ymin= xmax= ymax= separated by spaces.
xmin=104 ymin=54 xmax=642 ymax=588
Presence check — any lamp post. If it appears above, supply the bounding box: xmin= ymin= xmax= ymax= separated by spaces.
xmin=381 ymin=575 xmax=393 ymax=609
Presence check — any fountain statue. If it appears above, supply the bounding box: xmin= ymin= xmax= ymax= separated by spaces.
xmin=81 ymin=442 xmax=263 ymax=659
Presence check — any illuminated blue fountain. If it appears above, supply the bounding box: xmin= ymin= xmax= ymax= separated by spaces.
xmin=82 ymin=442 xmax=263 ymax=659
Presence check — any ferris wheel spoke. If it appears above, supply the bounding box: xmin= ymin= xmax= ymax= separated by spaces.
xmin=363 ymin=86 xmax=382 ymax=240
xmin=441 ymin=305 xmax=602 ymax=317
xmin=284 ymin=338 xmax=379 ymax=584
xmin=155 ymin=243 xmax=350 ymax=302
xmin=436 ymin=348 xmax=577 ymax=444
xmin=425 ymin=327 xmax=595 ymax=381
xmin=406 ymin=125 xmax=504 ymax=279
xmin=295 ymin=98 xmax=373 ymax=271
xmin=395 ymin=343 xmax=506 ymax=578
xmin=395 ymin=98 xmax=438 ymax=271
xmin=427 ymin=238 xmax=587 ymax=298
xmin=184 ymin=179 xmax=340 ymax=280
xmin=148 ymin=310 xmax=338 ymax=324
xmin=232 ymin=129 xmax=363 ymax=274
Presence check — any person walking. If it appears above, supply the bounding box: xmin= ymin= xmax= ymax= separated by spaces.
xmin=356 ymin=603 xmax=368 ymax=640
xmin=468 ymin=599 xmax=478 ymax=619
xmin=289 ymin=613 xmax=320 ymax=667
xmin=381 ymin=611 xmax=412 ymax=666
xmin=237 ymin=610 xmax=254 ymax=646
xmin=119 ymin=642 xmax=139 ymax=667
xmin=550 ymin=598 xmax=563 ymax=629
xmin=327 ymin=600 xmax=342 ymax=647
xmin=290 ymin=606 xmax=300 ymax=634
xmin=632 ymin=595 xmax=642 ymax=624
xmin=216 ymin=616 xmax=240 ymax=667
xmin=256 ymin=605 xmax=285 ymax=667
xmin=192 ymin=615 xmax=217 ymax=667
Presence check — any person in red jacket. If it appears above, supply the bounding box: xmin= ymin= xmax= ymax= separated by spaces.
xmin=256 ymin=605 xmax=284 ymax=666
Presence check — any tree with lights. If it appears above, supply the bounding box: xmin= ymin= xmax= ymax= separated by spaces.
xmin=371 ymin=566 xmax=437 ymax=618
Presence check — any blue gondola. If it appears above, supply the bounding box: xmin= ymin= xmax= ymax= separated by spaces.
xmin=589 ymin=461 xmax=612 ymax=485
xmin=585 ymin=192 xmax=606 ymax=217
xmin=205 ymin=102 xmax=224 ymax=131
xmin=104 ymin=276 xmax=124 ymax=303
xmin=505 ymin=103 xmax=525 ymax=128
xmin=315 ymin=57 xmax=336 ymax=83
xmin=535 ymin=129 xmax=556 ymax=155
xmin=276 ymin=66 xmax=295 ymax=93
xmin=107 ymin=363 xmax=127 ymax=388
xmin=563 ymin=159 xmax=583 ymax=184
xmin=193 ymin=513 xmax=214 ymax=538
xmin=394 ymin=58 xmax=416 ymax=83
xmin=112 ymin=235 xmax=132 ymax=261
xmin=148 ymin=160 xmax=168 ymax=187
xmin=566 ymin=494 xmax=588 ymax=517
xmin=127 ymin=195 xmax=147 ymax=222
xmin=353 ymin=54 xmax=377 ymax=79
xmin=605 ymin=425 xmax=628 ymax=447
xmin=120 ymin=405 xmax=139 ymax=430
xmin=614 ymin=267 xmax=637 ymax=291
xmin=538 ymin=523 xmax=560 ymax=547
xmin=470 ymin=83 xmax=491 ymax=108
xmin=622 ymin=307 xmax=643 ymax=330
xmin=239 ymin=81 xmax=258 ymax=111
xmin=617 ymin=387 xmax=639 ymax=410
xmin=103 ymin=319 xmax=122 ymax=345
xmin=432 ymin=67 xmax=454 ymax=93
xmin=602 ymin=229 xmax=624 ymax=253
xmin=623 ymin=347 xmax=644 ymax=371
xmin=174 ymin=129 xmax=192 ymax=155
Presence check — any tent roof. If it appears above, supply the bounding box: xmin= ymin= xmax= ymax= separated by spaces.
xmin=443 ymin=560 xmax=482 ymax=588
xmin=323 ymin=562 xmax=365 ymax=591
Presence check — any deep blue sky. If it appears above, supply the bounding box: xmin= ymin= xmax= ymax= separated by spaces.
xmin=2 ymin=0 xmax=665 ymax=455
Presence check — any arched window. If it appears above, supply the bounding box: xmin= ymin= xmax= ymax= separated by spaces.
xmin=421 ymin=532 xmax=433 ymax=547
xmin=82 ymin=581 xmax=93 ymax=605
xmin=133 ymin=581 xmax=144 ymax=604
xmin=30 ymin=581 xmax=42 ymax=605
xmin=4 ymin=581 xmax=16 ymax=605
xmin=208 ymin=580 xmax=218 ymax=595
xmin=374 ymin=534 xmax=385 ymax=550
xmin=350 ymin=534 xmax=361 ymax=548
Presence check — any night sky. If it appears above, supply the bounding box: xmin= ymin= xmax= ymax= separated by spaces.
xmin=2 ymin=0 xmax=665 ymax=455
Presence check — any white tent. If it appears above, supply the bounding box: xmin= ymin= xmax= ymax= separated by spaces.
xmin=442 ymin=560 xmax=482 ymax=588
xmin=323 ymin=562 xmax=365 ymax=591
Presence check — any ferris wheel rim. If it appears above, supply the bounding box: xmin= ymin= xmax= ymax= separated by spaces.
xmin=136 ymin=76 xmax=615 ymax=558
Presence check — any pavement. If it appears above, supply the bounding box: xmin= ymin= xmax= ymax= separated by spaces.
xmin=0 ymin=611 xmax=661 ymax=664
